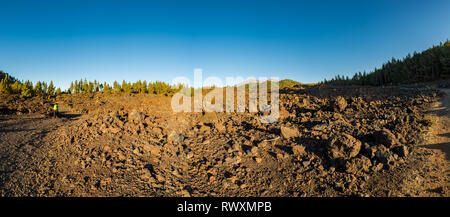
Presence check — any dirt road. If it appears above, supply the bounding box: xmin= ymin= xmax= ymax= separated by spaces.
xmin=426 ymin=89 xmax=450 ymax=158
xmin=0 ymin=114 xmax=76 ymax=196
xmin=416 ymin=88 xmax=450 ymax=195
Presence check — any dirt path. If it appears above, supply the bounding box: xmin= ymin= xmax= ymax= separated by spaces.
xmin=0 ymin=112 xmax=80 ymax=196
xmin=425 ymin=89 xmax=450 ymax=158
xmin=415 ymin=88 xmax=450 ymax=196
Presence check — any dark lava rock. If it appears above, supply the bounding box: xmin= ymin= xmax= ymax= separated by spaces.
xmin=280 ymin=126 xmax=300 ymax=139
xmin=129 ymin=109 xmax=144 ymax=122
xmin=393 ymin=145 xmax=409 ymax=157
xmin=375 ymin=147 xmax=396 ymax=165
xmin=168 ymin=132 xmax=184 ymax=144
xmin=328 ymin=133 xmax=362 ymax=159
xmin=333 ymin=96 xmax=347 ymax=112
xmin=292 ymin=145 xmax=306 ymax=156
xmin=345 ymin=156 xmax=372 ymax=174
xmin=374 ymin=128 xmax=399 ymax=148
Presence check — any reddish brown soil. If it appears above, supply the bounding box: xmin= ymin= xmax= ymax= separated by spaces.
xmin=0 ymin=86 xmax=448 ymax=197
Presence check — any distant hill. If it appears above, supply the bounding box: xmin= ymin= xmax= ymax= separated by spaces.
xmin=232 ymin=78 xmax=306 ymax=89
xmin=324 ymin=40 xmax=450 ymax=86
xmin=279 ymin=79 xmax=301 ymax=88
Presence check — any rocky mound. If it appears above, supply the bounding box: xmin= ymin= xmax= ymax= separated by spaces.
xmin=0 ymin=86 xmax=440 ymax=196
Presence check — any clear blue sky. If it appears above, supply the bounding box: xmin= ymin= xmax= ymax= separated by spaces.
xmin=1 ymin=0 xmax=449 ymax=89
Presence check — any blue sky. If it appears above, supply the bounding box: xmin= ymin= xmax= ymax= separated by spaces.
xmin=1 ymin=0 xmax=449 ymax=89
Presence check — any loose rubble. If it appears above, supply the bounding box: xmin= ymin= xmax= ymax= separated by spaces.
xmin=0 ymin=86 xmax=445 ymax=196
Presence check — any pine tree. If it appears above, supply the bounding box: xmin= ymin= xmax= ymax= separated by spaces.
xmin=0 ymin=75 xmax=11 ymax=94
xmin=88 ymin=81 xmax=94 ymax=93
xmin=21 ymin=80 xmax=33 ymax=97
xmin=42 ymin=82 xmax=48 ymax=95
xmin=122 ymin=80 xmax=128 ymax=93
xmin=56 ymin=88 xmax=62 ymax=95
xmin=47 ymin=81 xmax=55 ymax=95
xmin=11 ymin=80 xmax=21 ymax=94
xmin=103 ymin=82 xmax=111 ymax=94
xmin=94 ymin=80 xmax=100 ymax=92
xmin=82 ymin=79 xmax=89 ymax=93
xmin=113 ymin=81 xmax=121 ymax=93
xmin=147 ymin=82 xmax=155 ymax=94
xmin=142 ymin=80 xmax=147 ymax=93
xmin=69 ymin=82 xmax=74 ymax=94
xmin=74 ymin=80 xmax=80 ymax=93
xmin=34 ymin=81 xmax=43 ymax=95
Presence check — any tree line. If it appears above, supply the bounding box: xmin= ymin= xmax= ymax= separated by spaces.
xmin=323 ymin=40 xmax=450 ymax=86
xmin=1 ymin=71 xmax=183 ymax=97
xmin=67 ymin=79 xmax=183 ymax=95
xmin=2 ymin=72 xmax=304 ymax=98
xmin=0 ymin=71 xmax=61 ymax=97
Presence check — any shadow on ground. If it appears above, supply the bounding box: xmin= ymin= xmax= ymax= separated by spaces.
xmin=425 ymin=133 xmax=450 ymax=161
xmin=53 ymin=112 xmax=82 ymax=120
